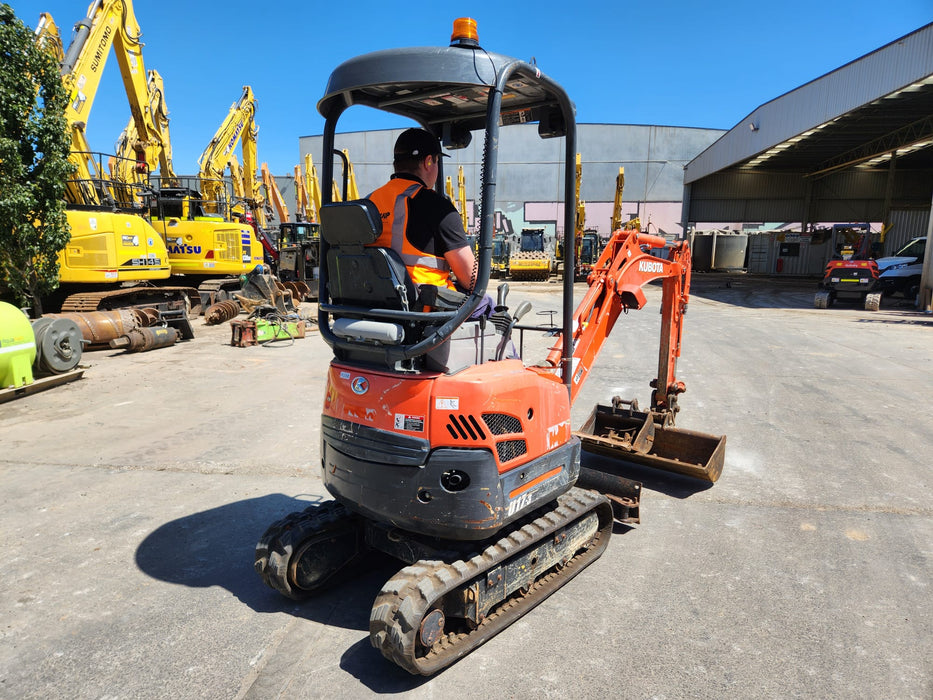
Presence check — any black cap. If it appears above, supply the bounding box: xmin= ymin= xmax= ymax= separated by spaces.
xmin=394 ymin=128 xmax=450 ymax=159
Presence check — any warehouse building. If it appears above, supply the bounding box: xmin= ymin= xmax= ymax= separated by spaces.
xmin=297 ymin=23 xmax=932 ymax=298
xmin=682 ymin=22 xmax=933 ymax=280
xmin=299 ymin=124 xmax=725 ymax=249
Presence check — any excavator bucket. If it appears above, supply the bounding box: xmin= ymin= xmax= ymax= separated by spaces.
xmin=575 ymin=401 xmax=726 ymax=483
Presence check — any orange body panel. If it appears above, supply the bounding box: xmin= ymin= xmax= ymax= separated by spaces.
xmin=323 ymin=359 xmax=573 ymax=474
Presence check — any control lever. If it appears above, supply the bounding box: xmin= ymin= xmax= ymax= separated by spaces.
xmin=496 ymin=300 xmax=532 ymax=361
xmin=496 ymin=283 xmax=509 ymax=310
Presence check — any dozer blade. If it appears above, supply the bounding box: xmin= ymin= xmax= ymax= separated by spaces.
xmin=575 ymin=403 xmax=726 ymax=483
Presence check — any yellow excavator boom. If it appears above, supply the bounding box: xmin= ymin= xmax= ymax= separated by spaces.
xmin=59 ymin=0 xmax=170 ymax=206
xmin=294 ymin=165 xmax=309 ymax=221
xmin=197 ymin=86 xmax=257 ymax=210
xmin=305 ymin=154 xmax=321 ymax=223
xmin=457 ymin=165 xmax=468 ymax=232
xmin=112 ymin=68 xmax=175 ymax=195
xmin=34 ymin=13 xmax=64 ymax=63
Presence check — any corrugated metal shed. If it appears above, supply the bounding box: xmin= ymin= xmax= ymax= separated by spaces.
xmin=685 ymin=23 xmax=933 ymax=184
xmin=682 ymin=22 xmax=933 ymax=258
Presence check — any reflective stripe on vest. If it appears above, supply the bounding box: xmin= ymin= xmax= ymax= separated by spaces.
xmin=367 ymin=179 xmax=452 ymax=287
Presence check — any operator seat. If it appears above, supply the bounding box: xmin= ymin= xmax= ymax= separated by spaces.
xmin=320 ymin=199 xmax=501 ymax=374
xmin=320 ymin=199 xmax=419 ymax=312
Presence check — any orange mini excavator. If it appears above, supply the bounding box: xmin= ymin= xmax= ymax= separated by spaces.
xmin=255 ymin=18 xmax=726 ymax=675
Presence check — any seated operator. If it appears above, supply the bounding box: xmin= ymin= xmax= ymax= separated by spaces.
xmin=368 ymin=128 xmax=493 ymax=316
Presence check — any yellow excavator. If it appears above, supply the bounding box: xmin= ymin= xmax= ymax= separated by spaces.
xmin=111 ymin=68 xmax=175 ymax=203
xmin=145 ymin=85 xmax=265 ymax=294
xmin=34 ymin=1 xmax=203 ymax=314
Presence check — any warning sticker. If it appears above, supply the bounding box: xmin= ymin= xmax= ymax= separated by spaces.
xmin=435 ymin=397 xmax=459 ymax=410
xmin=394 ymin=413 xmax=425 ymax=432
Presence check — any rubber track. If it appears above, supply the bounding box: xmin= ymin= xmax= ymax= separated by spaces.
xmin=254 ymin=500 xmax=357 ymax=600
xmin=369 ymin=487 xmax=612 ymax=675
xmin=61 ymin=286 xmax=200 ymax=312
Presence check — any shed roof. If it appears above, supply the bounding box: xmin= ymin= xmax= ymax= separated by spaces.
xmin=684 ymin=23 xmax=933 ymax=184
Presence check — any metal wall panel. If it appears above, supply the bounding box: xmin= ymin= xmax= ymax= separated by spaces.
xmin=300 ymin=123 xmax=723 ymax=204
xmin=887 ymin=209 xmax=931 ymax=252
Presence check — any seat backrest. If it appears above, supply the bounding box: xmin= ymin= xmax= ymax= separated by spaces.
xmin=320 ymin=199 xmax=382 ymax=246
xmin=320 ymin=200 xmax=418 ymax=310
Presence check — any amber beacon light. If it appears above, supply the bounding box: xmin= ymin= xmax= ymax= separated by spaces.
xmin=450 ymin=17 xmax=479 ymax=47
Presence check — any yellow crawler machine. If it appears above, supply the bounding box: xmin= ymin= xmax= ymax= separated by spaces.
xmin=147 ymin=86 xmax=264 ymax=284
xmin=111 ymin=68 xmax=174 ymax=198
xmin=36 ymin=1 xmax=178 ymax=308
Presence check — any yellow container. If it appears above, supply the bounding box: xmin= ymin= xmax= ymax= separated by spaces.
xmin=0 ymin=302 xmax=36 ymax=388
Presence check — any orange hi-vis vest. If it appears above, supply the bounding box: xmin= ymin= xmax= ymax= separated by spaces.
xmin=367 ymin=179 xmax=454 ymax=289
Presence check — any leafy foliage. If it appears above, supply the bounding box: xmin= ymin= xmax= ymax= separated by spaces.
xmin=0 ymin=4 xmax=73 ymax=314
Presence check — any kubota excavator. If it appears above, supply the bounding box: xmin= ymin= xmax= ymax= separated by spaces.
xmin=255 ymin=18 xmax=725 ymax=676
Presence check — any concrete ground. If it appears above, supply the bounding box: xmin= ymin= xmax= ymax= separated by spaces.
xmin=1 ymin=275 xmax=930 ymax=699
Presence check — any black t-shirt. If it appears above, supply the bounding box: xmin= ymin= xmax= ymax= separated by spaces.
xmin=391 ymin=173 xmax=469 ymax=256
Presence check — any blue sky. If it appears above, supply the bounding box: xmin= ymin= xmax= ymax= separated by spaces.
xmin=17 ymin=0 xmax=932 ymax=175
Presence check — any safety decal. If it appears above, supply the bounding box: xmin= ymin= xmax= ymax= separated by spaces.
xmin=394 ymin=414 xmax=425 ymax=432
xmin=435 ymin=397 xmax=459 ymax=410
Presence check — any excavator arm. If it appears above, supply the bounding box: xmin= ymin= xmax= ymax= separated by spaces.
xmin=304 ymin=154 xmax=321 ymax=223
xmin=34 ymin=13 xmax=64 ymax=62
xmin=59 ymin=0 xmax=167 ymax=205
xmin=261 ymin=163 xmax=289 ymax=224
xmin=112 ymin=68 xmax=174 ymax=194
xmin=294 ymin=165 xmax=309 ymax=221
xmin=227 ymin=154 xmax=268 ymax=228
xmin=198 ymin=86 xmax=257 ymax=209
xmin=611 ymin=167 xmax=625 ymax=232
xmin=542 ymin=230 xmax=691 ymax=417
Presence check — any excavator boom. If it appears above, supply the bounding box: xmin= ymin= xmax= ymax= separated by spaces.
xmin=544 ymin=229 xmax=725 ymax=482
xmin=543 ymin=230 xmax=689 ymax=413
xmin=261 ymin=163 xmax=290 ymax=224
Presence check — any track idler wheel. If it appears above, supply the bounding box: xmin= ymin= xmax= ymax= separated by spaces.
xmin=255 ymin=501 xmax=366 ymax=600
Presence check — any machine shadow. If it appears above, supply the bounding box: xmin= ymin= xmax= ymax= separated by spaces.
xmin=686 ymin=274 xmax=816 ymax=310
xmin=339 ymin=639 xmax=432 ymax=693
xmin=134 ymin=493 xmax=394 ymax=630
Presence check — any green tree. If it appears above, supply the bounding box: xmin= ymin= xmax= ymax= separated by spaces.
xmin=0 ymin=4 xmax=73 ymax=316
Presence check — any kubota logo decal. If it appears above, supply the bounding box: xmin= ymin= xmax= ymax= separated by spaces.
xmin=638 ymin=260 xmax=664 ymax=273
xmin=350 ymin=376 xmax=369 ymax=395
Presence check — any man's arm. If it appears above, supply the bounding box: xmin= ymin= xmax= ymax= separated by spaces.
xmin=445 ymin=245 xmax=478 ymax=291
